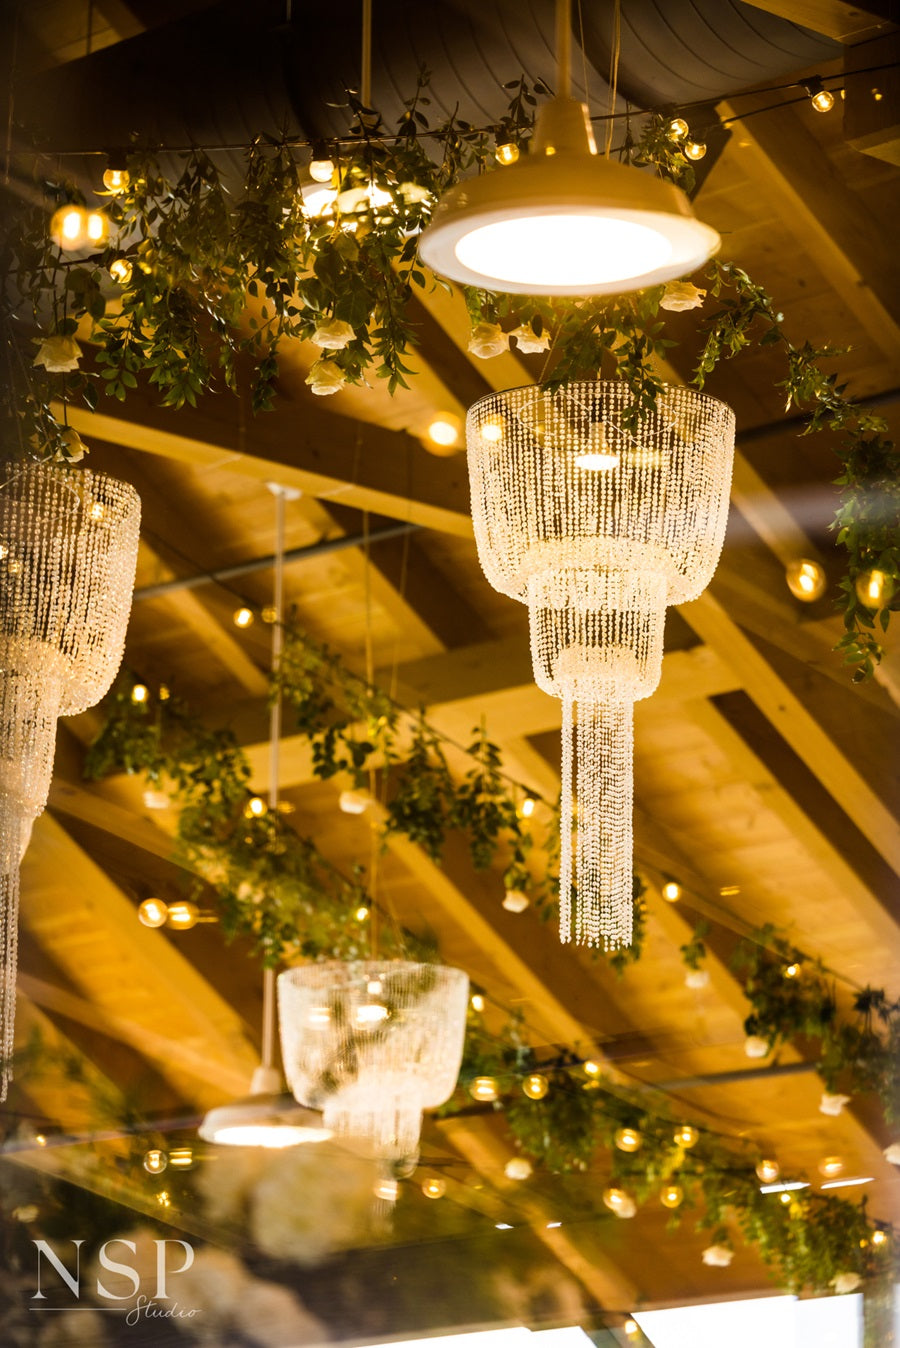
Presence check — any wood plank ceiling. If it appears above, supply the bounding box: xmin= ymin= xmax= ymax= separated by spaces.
xmin=4 ymin=0 xmax=900 ymax=1333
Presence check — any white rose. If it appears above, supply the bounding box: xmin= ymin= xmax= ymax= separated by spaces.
xmin=744 ymin=1035 xmax=770 ymax=1058
xmin=659 ymin=281 xmax=707 ymax=312
xmin=311 ymin=318 xmax=356 ymax=350
xmin=702 ymin=1244 xmax=734 ymax=1267
xmin=685 ymin=968 xmax=710 ymax=989
xmin=504 ymin=1157 xmax=533 ymax=1181
xmin=58 ymin=427 xmax=86 ymax=462
xmin=832 ymin=1272 xmax=861 ymax=1295
xmin=510 ymin=324 xmax=551 ymax=354
xmin=305 ymin=360 xmax=346 ymax=396
xmin=819 ymin=1091 xmax=851 ymax=1117
xmin=34 ymin=334 xmax=82 ymax=372
xmin=467 ymin=322 xmax=510 ymax=359
xmin=883 ymin=1142 xmax=900 ymax=1165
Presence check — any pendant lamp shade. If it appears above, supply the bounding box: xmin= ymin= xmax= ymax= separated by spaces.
xmin=278 ymin=960 xmax=469 ymax=1161
xmin=466 ymin=381 xmax=734 ymax=947
xmin=418 ymin=99 xmax=720 ymax=296
xmin=0 ymin=462 xmax=140 ymax=1098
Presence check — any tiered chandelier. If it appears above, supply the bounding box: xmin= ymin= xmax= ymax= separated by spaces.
xmin=0 ymin=462 xmax=140 ymax=1097
xmin=278 ymin=960 xmax=469 ymax=1161
xmin=466 ymin=382 xmax=734 ymax=948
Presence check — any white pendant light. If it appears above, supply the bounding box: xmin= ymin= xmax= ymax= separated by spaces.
xmin=418 ymin=0 xmax=719 ymax=296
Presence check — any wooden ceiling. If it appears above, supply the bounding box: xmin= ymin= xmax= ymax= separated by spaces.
xmin=4 ymin=0 xmax=900 ymax=1338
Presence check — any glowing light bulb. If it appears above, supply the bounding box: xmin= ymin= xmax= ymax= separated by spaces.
xmin=166 ymin=900 xmax=199 ymax=930
xmin=422 ymin=1177 xmax=446 ymax=1199
xmin=583 ymin=1060 xmax=601 ymax=1076
xmin=684 ymin=140 xmax=707 ymax=161
xmin=780 ymin=1191 xmax=792 ymax=1205
xmin=602 ymin=1186 xmax=636 ymax=1217
xmin=818 ymin=1156 xmax=845 ymax=1179
xmin=35 ymin=1134 xmax=47 ymax=1147
xmin=660 ymin=1183 xmax=684 ymax=1209
xmin=109 ymin=256 xmax=133 ymax=284
xmin=502 ymin=889 xmax=530 ymax=913
xmin=662 ymin=880 xmax=681 ymax=902
xmin=355 ymin=904 xmax=371 ymax=922
xmin=615 ymin=1126 xmax=642 ymax=1153
xmin=167 ymin=1147 xmax=194 ymax=1169
xmin=520 ymin=797 xmax=536 ymax=818
xmin=504 ymin=1157 xmax=532 ymax=1180
xmin=495 ymin=142 xmax=520 ymax=166
xmin=872 ymin=1229 xmax=888 ymax=1246
xmin=143 ymin=1149 xmax=167 ymax=1174
xmin=50 ymin=204 xmax=88 ymax=249
xmin=574 ymin=450 xmax=619 ymax=470
xmin=481 ymin=419 xmax=504 ymax=443
xmin=131 ymin=684 xmax=149 ymax=704
xmin=470 ymin=993 xmax=485 ymax=1012
xmin=785 ymin=963 xmax=800 ymax=978
xmin=309 ymin=157 xmax=335 ymax=183
xmin=374 ymin=1177 xmax=399 ymax=1202
xmin=138 ymin=897 xmax=168 ymax=929
xmin=85 ymin=211 xmax=108 ymax=245
xmin=339 ymin=789 xmax=370 ymax=815
xmin=668 ymin=117 xmax=689 ymax=140
xmin=756 ymin=1158 xmax=780 ymax=1183
xmin=786 ymin=558 xmax=826 ymax=602
xmin=103 ymin=166 xmax=130 ymax=193
xmin=812 ymin=89 xmax=834 ymax=112
xmin=301 ymin=182 xmax=338 ymax=218
xmin=624 ymin=1319 xmax=639 ymax=1337
xmin=856 ymin=568 xmax=895 ymax=609
xmin=233 ymin=607 xmax=254 ymax=628
xmin=522 ymin=1073 xmax=549 ymax=1101
xmin=355 ymin=1002 xmax=389 ymax=1026
xmin=470 ymin=1076 xmax=499 ymax=1102
xmin=674 ymin=1124 xmax=699 ymax=1148
xmin=244 ymin=796 xmax=267 ymax=818
xmin=426 ymin=414 xmax=462 ymax=453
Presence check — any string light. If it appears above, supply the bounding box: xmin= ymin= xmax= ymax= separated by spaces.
xmin=661 ymin=880 xmax=681 ymax=902
xmin=495 ymin=142 xmax=520 ymax=166
xmin=522 ymin=1073 xmax=549 ymax=1100
xmin=660 ymin=1183 xmax=683 ymax=1209
xmin=755 ymin=1158 xmax=780 ymax=1183
xmin=50 ymin=204 xmax=89 ymax=249
xmin=309 ymin=153 xmax=336 ymax=183
xmin=817 ymin=1156 xmax=845 ymax=1179
xmin=137 ymin=897 xmax=168 ymax=929
xmin=583 ymin=1060 xmax=601 ymax=1077
xmin=785 ymin=557 xmax=826 ymax=602
xmin=85 ymin=211 xmax=109 ymax=245
xmin=425 ymin=414 xmax=462 ymax=452
xmin=102 ymin=166 xmax=130 ymax=193
xmin=624 ymin=1319 xmax=639 ymax=1337
xmin=780 ymin=1191 xmax=792 ymax=1205
xmin=470 ymin=1076 xmax=499 ymax=1102
xmin=674 ymin=1124 xmax=699 ymax=1148
xmin=504 ymin=1156 xmax=533 ymax=1180
xmin=166 ymin=900 xmax=199 ymax=930
xmin=167 ymin=1147 xmax=194 ymax=1169
xmin=684 ymin=139 xmax=707 ymax=161
xmin=667 ymin=116 xmax=689 ymax=140
xmin=157 ymin=1191 xmax=172 ymax=1208
xmin=355 ymin=904 xmax=371 ymax=922
xmin=614 ymin=1126 xmax=642 ymax=1153
xmin=872 ymin=1229 xmax=888 ymax=1247
xmin=602 ymin=1186 xmax=636 ymax=1217
xmin=422 ymin=1177 xmax=446 ymax=1199
xmin=244 ymin=796 xmax=267 ymax=818
xmin=803 ymin=77 xmax=835 ymax=113
xmin=143 ymin=1149 xmax=167 ymax=1174
xmin=131 ymin=683 xmax=149 ymax=704
xmin=470 ymin=993 xmax=486 ymax=1012
xmin=784 ymin=963 xmax=800 ymax=978
xmin=856 ymin=568 xmax=895 ymax=609
xmin=233 ymin=606 xmax=255 ymax=628
xmin=520 ymin=796 xmax=536 ymax=819
xmin=109 ymin=256 xmax=133 ymax=284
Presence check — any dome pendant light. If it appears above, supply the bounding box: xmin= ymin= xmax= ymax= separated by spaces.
xmin=418 ymin=0 xmax=719 ymax=296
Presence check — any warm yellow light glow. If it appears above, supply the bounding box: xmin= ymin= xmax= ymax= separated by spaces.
xmin=684 ymin=140 xmax=707 ymax=161
xmin=502 ymin=888 xmax=530 ymax=913
xmin=233 ymin=606 xmax=254 ymax=628
xmin=481 ymin=419 xmax=504 ymax=443
xmin=339 ymin=789 xmax=370 ymax=815
xmin=422 ymin=1177 xmax=446 ymax=1199
xmin=103 ymin=167 xmax=130 ymax=193
xmin=624 ymin=1318 xmax=639 ymax=1336
xmin=309 ymin=157 xmax=336 ymax=183
xmin=756 ymin=1158 xmax=780 ymax=1183
xmin=301 ymin=182 xmax=338 ymax=217
xmin=109 ymin=256 xmax=133 ymax=284
xmin=668 ymin=117 xmax=689 ymax=140
xmin=811 ymin=89 xmax=835 ymax=112
xmin=583 ymin=1059 xmax=601 ymax=1076
xmin=166 ymin=900 xmax=199 ymax=930
xmin=35 ymin=1134 xmax=47 ymax=1147
xmin=212 ymin=1124 xmax=326 ymax=1148
xmin=818 ymin=1155 xmax=845 ymax=1179
xmin=856 ymin=568 xmax=895 ymax=609
xmin=375 ymin=1177 xmax=399 ymax=1202
xmin=427 ymin=415 xmax=462 ymax=449
xmin=470 ymin=1076 xmax=499 ymax=1102
xmin=574 ymin=450 xmax=619 ymax=471
xmin=245 ymin=796 xmax=267 ymax=817
xmin=495 ymin=142 xmax=520 ymax=166
xmin=780 ymin=1191 xmax=792 ymax=1205
xmin=157 ymin=1191 xmax=172 ymax=1207
xmin=520 ymin=797 xmax=536 ymax=819
xmin=872 ymin=1229 xmax=888 ymax=1246
xmin=602 ymin=1186 xmax=635 ymax=1215
xmin=786 ymin=557 xmax=826 ymax=602
xmin=674 ymin=1124 xmax=699 ymax=1148
xmin=89 ymin=501 xmax=105 ymax=521
xmin=167 ymin=1147 xmax=194 ymax=1168
xmin=470 ymin=993 xmax=486 ymax=1012
xmin=143 ymin=1149 xmax=167 ymax=1174
xmin=355 ymin=904 xmax=371 ymax=922
xmin=615 ymin=1126 xmax=642 ymax=1153
xmin=455 ymin=216 xmax=674 ymax=291
xmin=355 ymin=1002 xmax=389 ymax=1026
xmin=85 ymin=211 xmax=108 ymax=244
xmin=138 ymin=897 xmax=168 ymax=929
xmin=785 ymin=963 xmax=800 ymax=978
xmin=50 ymin=204 xmax=88 ymax=249
xmin=662 ymin=880 xmax=681 ymax=902
xmin=522 ymin=1073 xmax=549 ymax=1100
xmin=307 ymin=1006 xmax=332 ymax=1026
xmin=131 ymin=683 xmax=149 ymax=704
xmin=660 ymin=1183 xmax=684 ymax=1209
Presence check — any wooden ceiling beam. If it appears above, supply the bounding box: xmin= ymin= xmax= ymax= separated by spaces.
xmin=737 ymin=1 xmax=897 ymax=42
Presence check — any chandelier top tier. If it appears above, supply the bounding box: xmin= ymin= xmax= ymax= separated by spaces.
xmin=278 ymin=960 xmax=469 ymax=1161
xmin=418 ymin=93 xmax=720 ymax=295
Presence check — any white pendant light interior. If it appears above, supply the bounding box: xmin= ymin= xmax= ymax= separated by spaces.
xmin=417 ymin=0 xmax=720 ymax=295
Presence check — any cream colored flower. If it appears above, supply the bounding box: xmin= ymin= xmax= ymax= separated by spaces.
xmin=744 ymin=1035 xmax=770 ymax=1058
xmin=311 ymin=318 xmax=356 ymax=350
xmin=399 ymin=181 xmax=433 ymax=204
xmin=34 ymin=334 xmax=82 ymax=372
xmin=58 ymin=427 xmax=86 ymax=462
xmin=883 ymin=1142 xmax=900 ymax=1165
xmin=305 ymin=360 xmax=346 ymax=396
xmin=659 ymin=281 xmax=707 ymax=312
xmin=467 ymin=322 xmax=510 ymax=359
xmin=702 ymin=1244 xmax=734 ymax=1267
xmin=510 ymin=323 xmax=551 ymax=354
xmin=819 ymin=1091 xmax=851 ymax=1116
xmin=685 ymin=968 xmax=710 ymax=989
xmin=832 ymin=1272 xmax=861 ymax=1294
xmin=504 ymin=1157 xmax=533 ymax=1181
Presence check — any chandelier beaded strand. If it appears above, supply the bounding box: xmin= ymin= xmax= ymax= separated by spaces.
xmin=0 ymin=463 xmax=140 ymax=1098
xmin=466 ymin=382 xmax=734 ymax=948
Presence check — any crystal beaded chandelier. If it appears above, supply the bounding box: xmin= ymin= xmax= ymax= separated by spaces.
xmin=278 ymin=960 xmax=469 ymax=1160
xmin=467 ymin=382 xmax=734 ymax=948
xmin=0 ymin=462 xmax=140 ymax=1097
